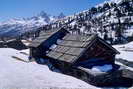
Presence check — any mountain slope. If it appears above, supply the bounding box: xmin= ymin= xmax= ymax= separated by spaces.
xmin=52 ymin=0 xmax=133 ymax=44
xmin=1 ymin=0 xmax=133 ymax=44
xmin=0 ymin=11 xmax=65 ymax=38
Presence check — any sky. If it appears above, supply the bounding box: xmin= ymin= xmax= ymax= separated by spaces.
xmin=0 ymin=0 xmax=107 ymax=22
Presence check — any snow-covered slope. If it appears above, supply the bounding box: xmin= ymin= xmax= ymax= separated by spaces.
xmin=0 ymin=48 xmax=99 ymax=89
xmin=0 ymin=42 xmax=133 ymax=89
xmin=110 ymin=0 xmax=122 ymax=4
xmin=54 ymin=0 xmax=133 ymax=44
xmin=113 ymin=41 xmax=133 ymax=76
xmin=1 ymin=0 xmax=133 ymax=44
xmin=114 ymin=41 xmax=133 ymax=61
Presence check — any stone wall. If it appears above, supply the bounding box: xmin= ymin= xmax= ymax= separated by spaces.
xmin=62 ymin=66 xmax=133 ymax=87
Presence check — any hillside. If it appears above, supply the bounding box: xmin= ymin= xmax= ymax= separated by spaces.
xmin=0 ymin=11 xmax=65 ymax=38
xmin=0 ymin=41 xmax=133 ymax=88
xmin=50 ymin=0 xmax=133 ymax=44
xmin=0 ymin=0 xmax=133 ymax=44
xmin=0 ymin=0 xmax=133 ymax=88
xmin=0 ymin=48 xmax=99 ymax=89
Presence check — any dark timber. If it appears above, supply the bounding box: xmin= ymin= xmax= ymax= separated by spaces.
xmin=28 ymin=27 xmax=133 ymax=87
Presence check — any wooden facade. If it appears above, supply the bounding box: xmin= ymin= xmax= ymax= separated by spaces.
xmin=29 ymin=27 xmax=120 ymax=67
xmin=28 ymin=28 xmax=125 ymax=87
xmin=29 ymin=28 xmax=69 ymax=60
xmin=0 ymin=40 xmax=27 ymax=50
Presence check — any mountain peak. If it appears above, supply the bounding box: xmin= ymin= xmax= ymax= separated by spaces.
xmin=58 ymin=12 xmax=65 ymax=19
xmin=0 ymin=11 xmax=66 ymax=38
xmin=38 ymin=11 xmax=49 ymax=18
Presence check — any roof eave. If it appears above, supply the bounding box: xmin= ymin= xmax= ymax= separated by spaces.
xmin=97 ymin=37 xmax=120 ymax=54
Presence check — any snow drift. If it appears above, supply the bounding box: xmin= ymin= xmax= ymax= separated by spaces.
xmin=0 ymin=48 xmax=98 ymax=89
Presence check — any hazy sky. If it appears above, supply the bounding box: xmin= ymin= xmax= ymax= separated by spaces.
xmin=0 ymin=0 xmax=106 ymax=22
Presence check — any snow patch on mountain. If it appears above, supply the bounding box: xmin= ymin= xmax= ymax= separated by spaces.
xmin=0 ymin=12 xmax=65 ymax=38
xmin=110 ymin=0 xmax=122 ymax=4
